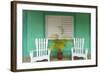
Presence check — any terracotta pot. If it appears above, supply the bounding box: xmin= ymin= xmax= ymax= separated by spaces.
xmin=57 ymin=49 xmax=63 ymax=60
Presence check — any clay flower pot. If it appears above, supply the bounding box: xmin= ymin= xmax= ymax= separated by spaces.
xmin=57 ymin=49 xmax=63 ymax=60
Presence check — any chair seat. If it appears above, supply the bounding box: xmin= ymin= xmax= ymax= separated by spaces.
xmin=31 ymin=55 xmax=49 ymax=62
xmin=74 ymin=56 xmax=84 ymax=60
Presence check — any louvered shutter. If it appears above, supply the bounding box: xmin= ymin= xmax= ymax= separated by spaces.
xmin=46 ymin=15 xmax=73 ymax=39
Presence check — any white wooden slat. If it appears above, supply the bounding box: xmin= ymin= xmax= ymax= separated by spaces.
xmin=35 ymin=38 xmax=38 ymax=57
xmin=75 ymin=38 xmax=77 ymax=50
xmin=76 ymin=38 xmax=77 ymax=49
xmin=39 ymin=38 xmax=41 ymax=56
xmin=43 ymin=39 xmax=45 ymax=55
xmin=81 ymin=38 xmax=83 ymax=49
xmin=82 ymin=38 xmax=84 ymax=54
xmin=42 ymin=38 xmax=44 ymax=56
xmin=39 ymin=38 xmax=42 ymax=56
xmin=40 ymin=39 xmax=42 ymax=56
xmin=42 ymin=39 xmax=45 ymax=55
xmin=44 ymin=39 xmax=45 ymax=55
xmin=79 ymin=38 xmax=82 ymax=54
xmin=41 ymin=38 xmax=43 ymax=56
xmin=79 ymin=38 xmax=81 ymax=49
xmin=80 ymin=39 xmax=82 ymax=54
xmin=45 ymin=39 xmax=47 ymax=55
xmin=78 ymin=38 xmax=79 ymax=49
xmin=37 ymin=38 xmax=39 ymax=56
xmin=39 ymin=39 xmax=41 ymax=56
xmin=74 ymin=38 xmax=75 ymax=48
xmin=46 ymin=39 xmax=48 ymax=55
xmin=76 ymin=38 xmax=78 ymax=49
xmin=80 ymin=38 xmax=81 ymax=49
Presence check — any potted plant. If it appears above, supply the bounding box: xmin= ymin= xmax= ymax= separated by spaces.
xmin=49 ymin=26 xmax=66 ymax=60
xmin=52 ymin=39 xmax=66 ymax=60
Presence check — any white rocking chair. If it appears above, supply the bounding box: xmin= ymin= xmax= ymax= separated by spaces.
xmin=71 ymin=38 xmax=88 ymax=60
xmin=30 ymin=38 xmax=50 ymax=62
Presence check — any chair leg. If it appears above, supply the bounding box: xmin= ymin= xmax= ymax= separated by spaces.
xmin=48 ymin=56 xmax=50 ymax=62
xmin=85 ymin=49 xmax=88 ymax=60
xmin=48 ymin=49 xmax=51 ymax=62
xmin=30 ymin=51 xmax=33 ymax=63
xmin=71 ymin=48 xmax=74 ymax=60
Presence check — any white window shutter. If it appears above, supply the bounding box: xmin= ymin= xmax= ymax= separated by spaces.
xmin=46 ymin=15 xmax=74 ymax=39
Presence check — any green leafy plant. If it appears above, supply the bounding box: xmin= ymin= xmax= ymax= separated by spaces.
xmin=53 ymin=39 xmax=66 ymax=51
xmin=51 ymin=39 xmax=67 ymax=60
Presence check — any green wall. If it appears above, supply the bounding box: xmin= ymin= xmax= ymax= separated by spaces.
xmin=74 ymin=13 xmax=91 ymax=50
xmin=23 ymin=10 xmax=91 ymax=57
xmin=23 ymin=10 xmax=45 ymax=57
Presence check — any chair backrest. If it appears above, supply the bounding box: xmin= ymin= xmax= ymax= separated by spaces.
xmin=74 ymin=38 xmax=84 ymax=49
xmin=35 ymin=38 xmax=48 ymax=57
xmin=73 ymin=38 xmax=85 ymax=55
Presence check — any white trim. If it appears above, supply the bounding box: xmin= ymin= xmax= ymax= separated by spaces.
xmin=17 ymin=3 xmax=96 ymax=69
